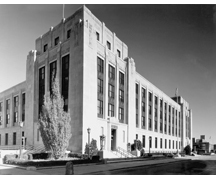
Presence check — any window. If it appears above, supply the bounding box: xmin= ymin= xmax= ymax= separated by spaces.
xmin=142 ymin=88 xmax=145 ymax=99
xmin=97 ymin=100 xmax=103 ymax=116
xmin=165 ymin=139 xmax=167 ymax=149
xmin=142 ymin=135 xmax=145 ymax=148
xmin=96 ymin=32 xmax=100 ymax=41
xmin=119 ymin=107 xmax=124 ymax=121
xmin=108 ymin=103 xmax=114 ymax=117
xmin=98 ymin=78 xmax=103 ymax=94
xmin=155 ymin=119 xmax=157 ymax=130
xmin=109 ymin=65 xmax=115 ymax=80
xmin=97 ymin=57 xmax=104 ymax=74
xmin=136 ymin=98 xmax=138 ymax=109
xmin=37 ymin=129 xmax=40 ymax=141
xmin=117 ymin=49 xmax=121 ymax=58
xmin=136 ymin=134 xmax=138 ymax=140
xmin=44 ymin=44 xmax=48 ymax=52
xmin=149 ymin=136 xmax=152 ymax=148
xmin=107 ymin=41 xmax=111 ymax=50
xmin=160 ymin=138 xmax=163 ymax=148
xmin=136 ymin=84 xmax=139 ymax=94
xmin=5 ymin=133 xmax=8 ymax=145
xmin=6 ymin=114 xmax=10 ymax=125
xmin=67 ymin=29 xmax=71 ymax=39
xmin=142 ymin=102 xmax=145 ymax=112
xmin=22 ymin=131 xmax=24 ymax=137
xmin=0 ymin=102 xmax=2 ymax=112
xmin=155 ymin=96 xmax=157 ymax=105
xmin=62 ymin=55 xmax=69 ymax=112
xmin=119 ymin=72 xmax=124 ymax=85
xmin=148 ymin=118 xmax=152 ymax=129
xmin=155 ymin=137 xmax=157 ymax=148
xmin=39 ymin=67 xmax=45 ymax=114
xmin=13 ymin=132 xmax=16 ymax=145
xmin=149 ymin=92 xmax=152 ymax=102
xmin=173 ymin=140 xmax=174 ymax=149
xmin=108 ymin=84 xmax=115 ymax=98
xmin=13 ymin=96 xmax=18 ymax=108
xmin=0 ymin=116 xmax=2 ymax=126
xmin=14 ymin=112 xmax=18 ymax=123
xmin=22 ymin=93 xmax=25 ymax=122
xmin=50 ymin=61 xmax=57 ymax=93
xmin=136 ymin=114 xmax=138 ymax=127
xmin=155 ymin=108 xmax=157 ymax=117
xmin=141 ymin=116 xmax=145 ymax=128
xmin=6 ymin=99 xmax=10 ymax=110
xmin=149 ymin=105 xmax=152 ymax=115
xmin=119 ymin=89 xmax=124 ymax=103
xmin=54 ymin=37 xmax=59 ymax=46
xmin=169 ymin=140 xmax=171 ymax=149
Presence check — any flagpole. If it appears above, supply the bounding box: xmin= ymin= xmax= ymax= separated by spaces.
xmin=63 ymin=4 xmax=65 ymax=20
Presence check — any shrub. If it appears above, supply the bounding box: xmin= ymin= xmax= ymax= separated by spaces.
xmin=32 ymin=153 xmax=49 ymax=160
xmin=131 ymin=140 xmax=143 ymax=151
xmin=3 ymin=154 xmax=18 ymax=164
xmin=84 ymin=139 xmax=98 ymax=158
xmin=184 ymin=145 xmax=191 ymax=155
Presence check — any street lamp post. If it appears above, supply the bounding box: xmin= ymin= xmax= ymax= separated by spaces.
xmin=87 ymin=128 xmax=91 ymax=159
xmin=149 ymin=136 xmax=151 ymax=154
xmin=19 ymin=121 xmax=23 ymax=159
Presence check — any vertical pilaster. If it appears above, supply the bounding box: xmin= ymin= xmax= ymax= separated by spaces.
xmin=152 ymin=93 xmax=155 ymax=132
xmin=138 ymin=82 xmax=142 ymax=129
xmin=10 ymin=94 xmax=13 ymax=127
xmin=146 ymin=87 xmax=148 ymax=131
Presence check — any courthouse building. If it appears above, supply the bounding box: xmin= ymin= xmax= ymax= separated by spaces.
xmin=0 ymin=6 xmax=192 ymax=156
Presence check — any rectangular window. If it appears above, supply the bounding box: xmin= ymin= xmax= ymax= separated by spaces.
xmin=6 ymin=99 xmax=10 ymax=110
xmin=136 ymin=114 xmax=138 ymax=127
xmin=136 ymin=84 xmax=139 ymax=94
xmin=108 ymin=103 xmax=114 ymax=117
xmin=136 ymin=99 xmax=138 ymax=110
xmin=141 ymin=116 xmax=145 ymax=128
xmin=109 ymin=65 xmax=115 ymax=80
xmin=117 ymin=49 xmax=121 ymax=58
xmin=13 ymin=132 xmax=16 ymax=145
xmin=67 ymin=29 xmax=71 ymax=39
xmin=142 ymin=135 xmax=145 ymax=148
xmin=37 ymin=129 xmax=40 ymax=141
xmin=50 ymin=61 xmax=57 ymax=93
xmin=149 ymin=136 xmax=152 ymax=148
xmin=155 ymin=96 xmax=157 ymax=105
xmin=22 ymin=93 xmax=25 ymax=122
xmin=169 ymin=140 xmax=171 ymax=149
xmin=96 ymin=31 xmax=100 ymax=41
xmin=119 ymin=72 xmax=124 ymax=85
xmin=142 ymin=102 xmax=145 ymax=112
xmin=54 ymin=37 xmax=59 ymax=46
xmin=98 ymin=78 xmax=103 ymax=94
xmin=119 ymin=89 xmax=124 ymax=103
xmin=14 ymin=96 xmax=18 ymax=108
xmin=173 ymin=140 xmax=174 ymax=149
xmin=155 ymin=108 xmax=157 ymax=117
xmin=149 ymin=105 xmax=152 ymax=115
xmin=142 ymin=88 xmax=145 ymax=99
xmin=148 ymin=118 xmax=152 ymax=129
xmin=43 ymin=44 xmax=48 ymax=52
xmin=136 ymin=134 xmax=138 ymax=140
xmin=149 ymin=92 xmax=152 ymax=102
xmin=62 ymin=55 xmax=69 ymax=112
xmin=97 ymin=57 xmax=104 ymax=74
xmin=119 ymin=107 xmax=124 ymax=121
xmin=108 ymin=84 xmax=115 ymax=98
xmin=6 ymin=114 xmax=10 ymax=125
xmin=39 ymin=66 xmax=45 ymax=114
xmin=165 ymin=139 xmax=167 ymax=149
xmin=155 ymin=137 xmax=157 ymax=148
xmin=97 ymin=99 xmax=103 ymax=117
xmin=14 ymin=112 xmax=18 ymax=123
xmin=160 ymin=138 xmax=163 ymax=149
xmin=107 ymin=41 xmax=111 ymax=50
xmin=0 ymin=116 xmax=2 ymax=126
xmin=5 ymin=133 xmax=8 ymax=145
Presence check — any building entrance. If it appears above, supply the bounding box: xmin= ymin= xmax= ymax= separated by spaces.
xmin=111 ymin=129 xmax=116 ymax=151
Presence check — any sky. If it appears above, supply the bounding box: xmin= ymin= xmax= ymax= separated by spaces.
xmin=0 ymin=3 xmax=215 ymax=144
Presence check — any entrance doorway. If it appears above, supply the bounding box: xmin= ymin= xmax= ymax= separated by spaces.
xmin=111 ymin=129 xmax=116 ymax=151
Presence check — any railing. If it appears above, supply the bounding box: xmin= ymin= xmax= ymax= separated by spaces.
xmin=116 ymin=146 xmax=135 ymax=158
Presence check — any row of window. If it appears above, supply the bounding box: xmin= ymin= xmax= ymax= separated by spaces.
xmin=0 ymin=132 xmax=25 ymax=146
xmin=43 ymin=29 xmax=72 ymax=53
xmin=136 ymin=134 xmax=181 ymax=150
xmin=38 ymin=55 xmax=69 ymax=114
xmin=96 ymin=31 xmax=121 ymax=58
xmin=0 ymin=93 xmax=25 ymax=126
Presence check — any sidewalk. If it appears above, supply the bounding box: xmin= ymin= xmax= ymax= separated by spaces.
xmin=0 ymin=158 xmax=189 ymax=175
xmin=36 ymin=158 xmax=189 ymax=175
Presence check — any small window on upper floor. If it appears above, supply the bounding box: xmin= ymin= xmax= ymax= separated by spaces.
xmin=44 ymin=44 xmax=48 ymax=52
xmin=67 ymin=29 xmax=71 ymax=39
xmin=117 ymin=49 xmax=121 ymax=58
xmin=107 ymin=41 xmax=111 ymax=50
xmin=96 ymin=32 xmax=100 ymax=41
xmin=54 ymin=37 xmax=59 ymax=46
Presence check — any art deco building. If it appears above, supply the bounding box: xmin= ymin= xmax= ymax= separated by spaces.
xmin=0 ymin=6 xmax=192 ymax=157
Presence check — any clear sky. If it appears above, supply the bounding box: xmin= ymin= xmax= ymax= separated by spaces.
xmin=0 ymin=4 xmax=215 ymax=144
